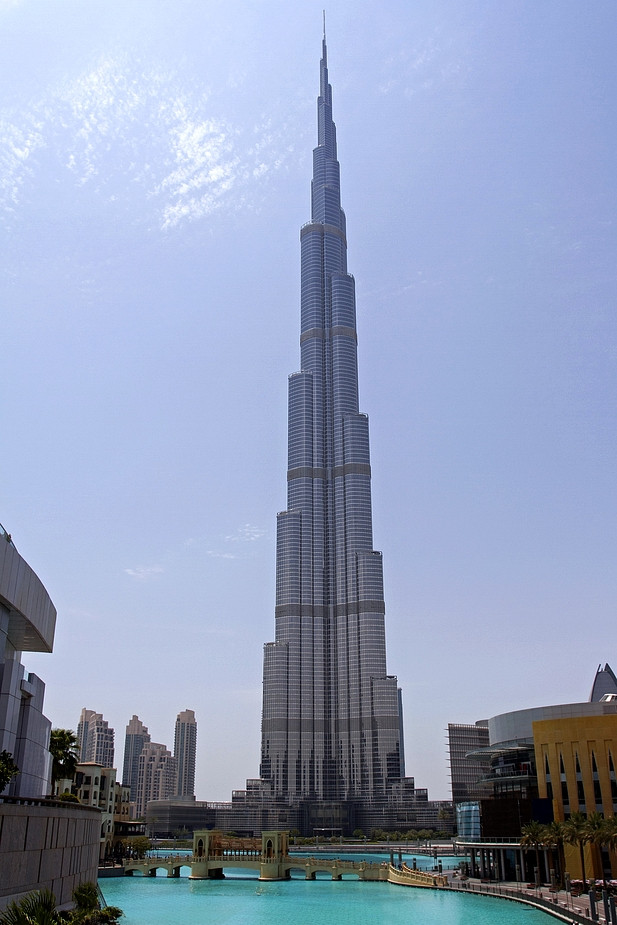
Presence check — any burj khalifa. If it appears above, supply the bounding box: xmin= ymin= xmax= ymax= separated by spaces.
xmin=260 ymin=32 xmax=405 ymax=820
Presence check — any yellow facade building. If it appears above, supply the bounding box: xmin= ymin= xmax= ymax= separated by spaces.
xmin=533 ymin=713 xmax=617 ymax=880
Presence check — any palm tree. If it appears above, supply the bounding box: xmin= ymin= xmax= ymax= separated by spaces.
xmin=586 ymin=812 xmax=617 ymax=885
xmin=585 ymin=811 xmax=607 ymax=861
xmin=520 ymin=820 xmax=546 ymax=886
xmin=602 ymin=815 xmax=617 ymax=853
xmin=563 ymin=812 xmax=591 ymax=892
xmin=543 ymin=820 xmax=566 ymax=888
xmin=49 ymin=729 xmax=79 ymax=792
xmin=0 ymin=889 xmax=61 ymax=925
xmin=71 ymin=882 xmax=122 ymax=924
xmin=0 ymin=885 xmax=122 ymax=925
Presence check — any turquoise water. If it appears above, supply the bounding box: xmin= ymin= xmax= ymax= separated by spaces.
xmin=100 ymin=872 xmax=555 ymax=925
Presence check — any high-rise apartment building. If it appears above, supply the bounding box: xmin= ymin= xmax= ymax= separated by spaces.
xmin=135 ymin=742 xmax=177 ymax=819
xmin=122 ymin=715 xmax=150 ymax=803
xmin=260 ymin=33 xmax=405 ymax=818
xmin=174 ymin=709 xmax=197 ymax=797
xmin=77 ymin=708 xmax=114 ymax=769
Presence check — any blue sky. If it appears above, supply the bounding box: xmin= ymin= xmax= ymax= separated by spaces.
xmin=3 ymin=0 xmax=616 ymax=802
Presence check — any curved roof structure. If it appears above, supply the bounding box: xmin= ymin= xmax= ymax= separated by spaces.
xmin=0 ymin=529 xmax=56 ymax=652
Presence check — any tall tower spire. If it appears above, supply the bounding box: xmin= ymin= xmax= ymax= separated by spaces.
xmin=260 ymin=32 xmax=404 ymax=819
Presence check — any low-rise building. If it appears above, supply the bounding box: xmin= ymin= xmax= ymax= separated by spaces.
xmin=454 ymin=679 xmax=617 ymax=883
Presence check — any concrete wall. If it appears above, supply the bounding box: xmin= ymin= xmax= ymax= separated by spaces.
xmin=0 ymin=798 xmax=100 ymax=911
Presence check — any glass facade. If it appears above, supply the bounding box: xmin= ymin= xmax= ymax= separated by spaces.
xmin=447 ymin=722 xmax=490 ymax=803
xmin=260 ymin=36 xmax=404 ymax=808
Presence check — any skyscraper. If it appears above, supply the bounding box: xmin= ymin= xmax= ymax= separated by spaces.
xmin=135 ymin=742 xmax=177 ymax=820
xmin=77 ymin=707 xmax=114 ymax=768
xmin=174 ymin=709 xmax=197 ymax=797
xmin=260 ymin=32 xmax=405 ymax=818
xmin=122 ymin=714 xmax=150 ymax=803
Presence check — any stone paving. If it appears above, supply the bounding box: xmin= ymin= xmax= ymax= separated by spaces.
xmin=446 ymin=873 xmax=604 ymax=922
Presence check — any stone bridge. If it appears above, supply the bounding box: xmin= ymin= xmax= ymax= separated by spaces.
xmin=123 ymin=853 xmax=389 ymax=881
xmin=123 ymin=830 xmax=390 ymax=882
xmin=123 ymin=831 xmax=450 ymax=885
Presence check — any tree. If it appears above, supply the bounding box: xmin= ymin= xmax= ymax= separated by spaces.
xmin=123 ymin=836 xmax=151 ymax=859
xmin=584 ymin=810 xmax=617 ymax=883
xmin=0 ymin=751 xmax=19 ymax=793
xmin=49 ymin=729 xmax=79 ymax=791
xmin=601 ymin=815 xmax=617 ymax=853
xmin=520 ymin=820 xmax=546 ymax=886
xmin=542 ymin=820 xmax=566 ymax=888
xmin=563 ymin=812 xmax=591 ymax=892
xmin=0 ymin=888 xmax=61 ymax=925
xmin=0 ymin=885 xmax=121 ymax=925
xmin=71 ymin=882 xmax=122 ymax=925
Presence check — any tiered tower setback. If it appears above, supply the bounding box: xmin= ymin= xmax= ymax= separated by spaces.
xmin=260 ymin=34 xmax=404 ymax=809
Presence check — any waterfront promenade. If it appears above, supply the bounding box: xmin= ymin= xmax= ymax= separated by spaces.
xmin=443 ymin=873 xmax=609 ymax=925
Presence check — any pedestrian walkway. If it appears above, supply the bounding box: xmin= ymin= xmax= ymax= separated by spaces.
xmin=444 ymin=873 xmax=604 ymax=924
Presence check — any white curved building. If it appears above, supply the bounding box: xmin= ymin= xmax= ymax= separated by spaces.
xmin=0 ymin=525 xmax=56 ymax=797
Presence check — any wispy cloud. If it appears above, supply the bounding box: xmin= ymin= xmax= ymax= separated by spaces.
xmin=0 ymin=52 xmax=298 ymax=235
xmin=225 ymin=523 xmax=266 ymax=543
xmin=124 ymin=565 xmax=164 ymax=580
xmin=379 ymin=30 xmax=469 ymax=97
xmin=205 ymin=522 xmax=266 ymax=560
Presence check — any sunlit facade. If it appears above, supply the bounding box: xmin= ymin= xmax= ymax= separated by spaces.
xmin=77 ymin=707 xmax=115 ymax=769
xmin=260 ymin=34 xmax=404 ymax=814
